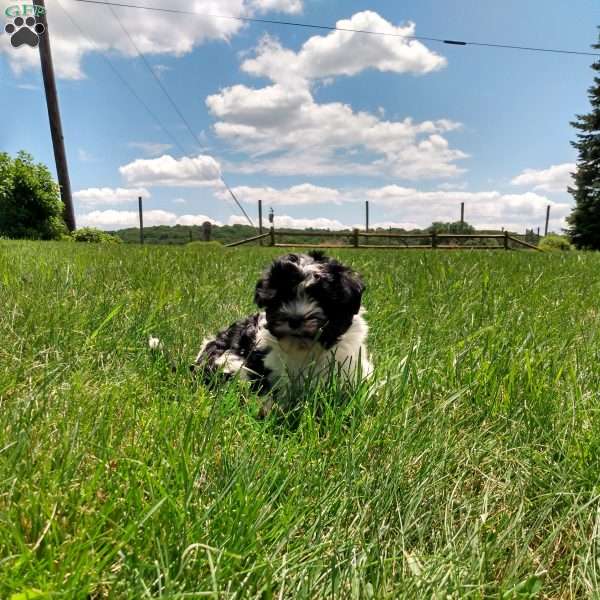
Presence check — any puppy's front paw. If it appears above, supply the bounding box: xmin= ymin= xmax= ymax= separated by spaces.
xmin=257 ymin=397 xmax=275 ymax=419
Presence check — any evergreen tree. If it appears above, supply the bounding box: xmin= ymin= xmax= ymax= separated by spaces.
xmin=566 ymin=30 xmax=600 ymax=249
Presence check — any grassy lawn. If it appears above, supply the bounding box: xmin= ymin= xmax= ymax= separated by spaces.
xmin=1 ymin=241 xmax=600 ymax=598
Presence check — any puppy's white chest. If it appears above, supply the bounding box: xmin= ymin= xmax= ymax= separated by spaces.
xmin=265 ymin=338 xmax=325 ymax=383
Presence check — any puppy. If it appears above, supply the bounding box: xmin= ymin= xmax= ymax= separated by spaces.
xmin=193 ymin=251 xmax=373 ymax=406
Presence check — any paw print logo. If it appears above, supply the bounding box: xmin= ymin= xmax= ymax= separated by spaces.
xmin=5 ymin=16 xmax=45 ymax=48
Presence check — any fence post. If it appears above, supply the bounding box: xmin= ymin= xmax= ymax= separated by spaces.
xmin=202 ymin=221 xmax=212 ymax=242
xmin=269 ymin=226 xmax=275 ymax=246
xmin=504 ymin=230 xmax=509 ymax=250
xmin=431 ymin=231 xmax=437 ymax=249
xmin=258 ymin=199 xmax=263 ymax=246
xmin=352 ymin=228 xmax=360 ymax=248
xmin=138 ymin=196 xmax=144 ymax=245
xmin=544 ymin=205 xmax=551 ymax=236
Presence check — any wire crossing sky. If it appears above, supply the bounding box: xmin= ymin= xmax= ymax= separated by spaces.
xmin=73 ymin=0 xmax=600 ymax=58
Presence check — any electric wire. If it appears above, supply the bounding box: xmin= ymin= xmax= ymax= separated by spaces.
xmin=106 ymin=4 xmax=255 ymax=226
xmin=55 ymin=0 xmax=188 ymax=155
xmin=54 ymin=0 xmax=253 ymax=226
xmin=72 ymin=0 xmax=600 ymax=58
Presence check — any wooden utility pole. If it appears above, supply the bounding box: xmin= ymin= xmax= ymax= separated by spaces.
xmin=258 ymin=199 xmax=263 ymax=246
xmin=460 ymin=202 xmax=464 ymax=225
xmin=365 ymin=200 xmax=369 ymax=233
xmin=544 ymin=205 xmax=551 ymax=236
xmin=138 ymin=196 xmax=144 ymax=244
xmin=34 ymin=0 xmax=75 ymax=231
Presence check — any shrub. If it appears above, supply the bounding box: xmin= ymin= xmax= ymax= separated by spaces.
xmin=539 ymin=234 xmax=573 ymax=252
xmin=72 ymin=228 xmax=122 ymax=244
xmin=0 ymin=151 xmax=66 ymax=240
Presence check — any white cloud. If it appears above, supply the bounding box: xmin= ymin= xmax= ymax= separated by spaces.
xmin=206 ymin=14 xmax=461 ymax=179
xmin=365 ymin=186 xmax=572 ymax=230
xmin=242 ymin=15 xmax=445 ymax=85
xmin=219 ymin=183 xmax=342 ymax=205
xmin=77 ymin=149 xmax=95 ymax=162
xmin=172 ymin=197 xmax=187 ymax=204
xmin=207 ymin=83 xmax=465 ymax=178
xmin=78 ymin=209 xmax=222 ymax=229
xmin=228 ymin=214 xmax=348 ymax=230
xmin=77 ymin=182 xmax=572 ymax=233
xmin=128 ymin=142 xmax=174 ymax=157
xmin=511 ymin=163 xmax=575 ymax=193
xmin=223 ymin=182 xmax=572 ymax=232
xmin=250 ymin=0 xmax=302 ymax=14
xmin=369 ymin=221 xmax=421 ymax=230
xmin=437 ymin=181 xmax=467 ymax=191
xmin=119 ymin=154 xmax=222 ymax=187
xmin=15 ymin=83 xmax=40 ymax=91
xmin=0 ymin=0 xmax=301 ymax=79
xmin=152 ymin=64 xmax=172 ymax=79
xmin=79 ymin=209 xmax=175 ymax=229
xmin=74 ymin=187 xmax=150 ymax=206
xmin=175 ymin=214 xmax=222 ymax=226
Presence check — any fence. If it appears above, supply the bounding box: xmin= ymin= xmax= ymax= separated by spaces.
xmin=225 ymin=227 xmax=541 ymax=251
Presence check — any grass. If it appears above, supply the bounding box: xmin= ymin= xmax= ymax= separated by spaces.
xmin=1 ymin=241 xmax=600 ymax=598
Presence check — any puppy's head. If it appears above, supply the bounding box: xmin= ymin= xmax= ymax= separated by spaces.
xmin=254 ymin=251 xmax=364 ymax=348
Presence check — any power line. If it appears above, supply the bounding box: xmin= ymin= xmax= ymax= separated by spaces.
xmin=106 ymin=4 xmax=255 ymax=226
xmin=55 ymin=0 xmax=190 ymax=155
xmin=54 ymin=0 xmax=253 ymax=228
xmin=73 ymin=0 xmax=600 ymax=58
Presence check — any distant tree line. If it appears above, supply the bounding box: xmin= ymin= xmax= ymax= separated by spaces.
xmin=110 ymin=221 xmax=523 ymax=247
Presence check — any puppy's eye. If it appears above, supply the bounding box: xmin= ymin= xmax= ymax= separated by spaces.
xmin=313 ymin=273 xmax=321 ymax=281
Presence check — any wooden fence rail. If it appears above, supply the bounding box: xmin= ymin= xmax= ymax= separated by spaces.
xmin=225 ymin=232 xmax=271 ymax=247
xmin=225 ymin=227 xmax=542 ymax=251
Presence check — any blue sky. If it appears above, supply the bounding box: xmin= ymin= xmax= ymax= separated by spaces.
xmin=1 ymin=0 xmax=597 ymax=232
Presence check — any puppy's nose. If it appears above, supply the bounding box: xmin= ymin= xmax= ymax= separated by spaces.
xmin=288 ymin=316 xmax=304 ymax=329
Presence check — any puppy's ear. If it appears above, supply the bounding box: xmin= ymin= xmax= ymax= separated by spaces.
xmin=342 ymin=269 xmax=365 ymax=315
xmin=254 ymin=277 xmax=275 ymax=307
xmin=339 ymin=267 xmax=365 ymax=315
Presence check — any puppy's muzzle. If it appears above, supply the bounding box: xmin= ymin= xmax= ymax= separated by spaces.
xmin=270 ymin=316 xmax=322 ymax=339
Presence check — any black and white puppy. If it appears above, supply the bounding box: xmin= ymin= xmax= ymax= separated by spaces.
xmin=193 ymin=251 xmax=372 ymax=395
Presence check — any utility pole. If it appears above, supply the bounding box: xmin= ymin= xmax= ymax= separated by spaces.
xmin=258 ymin=199 xmax=263 ymax=246
xmin=34 ymin=0 xmax=75 ymax=231
xmin=138 ymin=196 xmax=144 ymax=244
xmin=544 ymin=205 xmax=551 ymax=236
xmin=365 ymin=200 xmax=369 ymax=233
xmin=460 ymin=202 xmax=464 ymax=225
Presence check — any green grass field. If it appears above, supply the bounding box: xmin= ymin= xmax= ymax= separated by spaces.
xmin=1 ymin=241 xmax=600 ymax=598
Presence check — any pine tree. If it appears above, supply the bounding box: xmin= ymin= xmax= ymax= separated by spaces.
xmin=567 ymin=30 xmax=600 ymax=249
